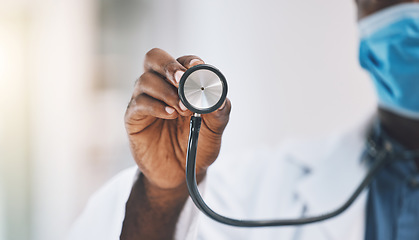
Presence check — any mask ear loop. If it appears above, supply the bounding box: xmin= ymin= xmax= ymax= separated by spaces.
xmin=185 ymin=121 xmax=392 ymax=227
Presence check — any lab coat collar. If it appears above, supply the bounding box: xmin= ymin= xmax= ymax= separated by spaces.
xmin=291 ymin=116 xmax=375 ymax=240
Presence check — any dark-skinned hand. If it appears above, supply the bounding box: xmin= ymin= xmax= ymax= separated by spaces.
xmin=124 ymin=48 xmax=231 ymax=190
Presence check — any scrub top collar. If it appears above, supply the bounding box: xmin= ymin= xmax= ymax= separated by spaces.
xmin=365 ymin=120 xmax=419 ymax=164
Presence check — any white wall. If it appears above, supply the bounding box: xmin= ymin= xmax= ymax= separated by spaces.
xmin=0 ymin=1 xmax=31 ymax=239
xmin=28 ymin=1 xmax=97 ymax=239
xmin=178 ymin=0 xmax=376 ymax=152
xmin=126 ymin=0 xmax=377 ymax=153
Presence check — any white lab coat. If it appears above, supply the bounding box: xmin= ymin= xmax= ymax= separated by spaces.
xmin=68 ymin=117 xmax=373 ymax=240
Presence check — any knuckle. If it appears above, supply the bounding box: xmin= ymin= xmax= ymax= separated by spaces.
xmin=125 ymin=97 xmax=143 ymax=119
xmin=128 ymin=94 xmax=144 ymax=110
xmin=177 ymin=55 xmax=204 ymax=66
xmin=188 ymin=56 xmax=204 ymax=64
xmin=131 ymin=94 xmax=151 ymax=115
xmin=134 ymin=93 xmax=147 ymax=104
xmin=164 ymin=60 xmax=180 ymax=76
xmin=164 ymin=89 xmax=179 ymax=105
xmin=145 ymin=48 xmax=161 ymax=59
xmin=126 ymin=96 xmax=135 ymax=109
xmin=137 ymin=72 xmax=151 ymax=87
xmin=134 ymin=76 xmax=140 ymax=85
xmin=144 ymin=48 xmax=162 ymax=69
xmin=188 ymin=55 xmax=202 ymax=61
xmin=135 ymin=72 xmax=156 ymax=94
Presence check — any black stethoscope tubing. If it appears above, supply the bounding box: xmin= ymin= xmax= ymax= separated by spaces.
xmin=179 ymin=64 xmax=391 ymax=227
xmin=185 ymin=116 xmax=390 ymax=227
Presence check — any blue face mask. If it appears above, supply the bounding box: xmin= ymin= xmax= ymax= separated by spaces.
xmin=359 ymin=3 xmax=419 ymax=119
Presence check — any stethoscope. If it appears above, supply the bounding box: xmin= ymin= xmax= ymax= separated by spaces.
xmin=178 ymin=64 xmax=391 ymax=227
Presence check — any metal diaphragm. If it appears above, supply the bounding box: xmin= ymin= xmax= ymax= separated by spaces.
xmin=178 ymin=64 xmax=228 ymax=114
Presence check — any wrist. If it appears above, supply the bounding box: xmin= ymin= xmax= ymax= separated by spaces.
xmin=142 ymin=174 xmax=188 ymax=202
xmin=140 ymin=171 xmax=207 ymax=207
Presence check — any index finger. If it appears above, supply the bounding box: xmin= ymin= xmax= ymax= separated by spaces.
xmin=144 ymin=48 xmax=186 ymax=86
xmin=177 ymin=55 xmax=205 ymax=68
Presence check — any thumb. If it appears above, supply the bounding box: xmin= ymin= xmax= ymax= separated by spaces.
xmin=201 ymin=98 xmax=231 ymax=135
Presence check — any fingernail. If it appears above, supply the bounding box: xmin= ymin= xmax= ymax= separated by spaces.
xmin=218 ymin=100 xmax=226 ymax=110
xmin=175 ymin=71 xmax=184 ymax=84
xmin=190 ymin=59 xmax=203 ymax=66
xmin=165 ymin=106 xmax=175 ymax=114
xmin=179 ymin=101 xmax=188 ymax=111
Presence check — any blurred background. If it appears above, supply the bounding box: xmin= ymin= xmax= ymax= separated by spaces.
xmin=0 ymin=0 xmax=376 ymax=239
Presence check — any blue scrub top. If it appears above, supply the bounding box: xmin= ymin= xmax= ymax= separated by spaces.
xmin=364 ymin=122 xmax=419 ymax=240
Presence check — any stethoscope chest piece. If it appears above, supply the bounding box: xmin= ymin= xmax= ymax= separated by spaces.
xmin=178 ymin=64 xmax=228 ymax=114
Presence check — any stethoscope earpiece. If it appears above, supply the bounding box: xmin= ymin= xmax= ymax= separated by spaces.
xmin=178 ymin=64 xmax=228 ymax=114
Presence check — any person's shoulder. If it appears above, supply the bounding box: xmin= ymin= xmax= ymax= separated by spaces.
xmin=68 ymin=166 xmax=139 ymax=240
xmin=280 ymin=115 xmax=374 ymax=168
xmin=212 ymin=114 xmax=374 ymax=176
xmin=90 ymin=166 xmax=139 ymax=203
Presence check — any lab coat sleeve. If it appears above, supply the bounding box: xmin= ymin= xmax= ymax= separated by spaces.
xmin=67 ymin=166 xmax=139 ymax=240
xmin=67 ymin=165 xmax=206 ymax=240
xmin=68 ymin=142 xmax=313 ymax=240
